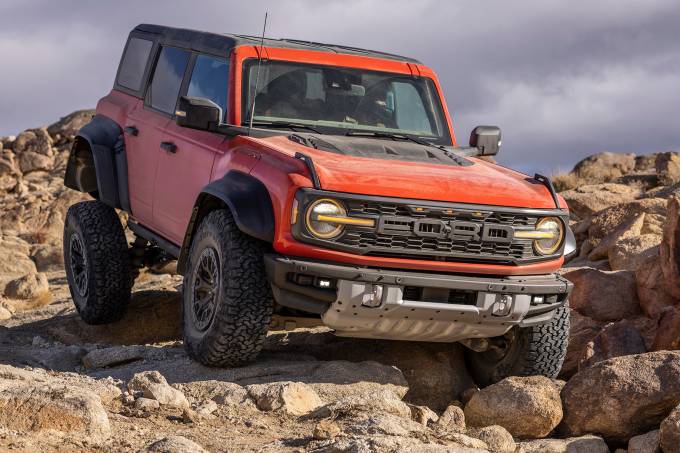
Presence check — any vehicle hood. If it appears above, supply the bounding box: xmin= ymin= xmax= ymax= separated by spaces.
xmin=257 ymin=134 xmax=563 ymax=209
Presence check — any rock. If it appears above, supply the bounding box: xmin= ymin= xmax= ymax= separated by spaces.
xmin=661 ymin=197 xmax=680 ymax=299
xmin=314 ymin=434 xmax=481 ymax=452
xmin=433 ymin=404 xmax=466 ymax=435
xmin=628 ymin=429 xmax=660 ymax=453
xmin=409 ymin=403 xmax=439 ymax=426
xmin=195 ymin=400 xmax=217 ymax=416
xmin=314 ymin=389 xmax=411 ymax=419
xmin=13 ymin=128 xmax=54 ymax=174
xmin=345 ymin=413 xmax=426 ymax=437
xmin=247 ymin=381 xmax=323 ymax=416
xmin=572 ymin=152 xmax=636 ymax=182
xmin=656 ymin=152 xmax=680 ymax=186
xmin=467 ymin=425 xmax=515 ymax=453
xmin=180 ymin=408 xmax=200 ymax=424
xmin=636 ymin=153 xmax=658 ymax=172
xmin=187 ymin=381 xmax=252 ymax=407
xmin=440 ymin=433 xmax=489 ymax=450
xmin=145 ymin=435 xmax=208 ymax=453
xmin=579 ymin=320 xmax=647 ymax=369
xmin=82 ymin=345 xmax=148 ymax=369
xmin=561 ymin=183 xmax=641 ymax=219
xmin=608 ymin=234 xmax=661 ymax=272
xmin=127 ymin=371 xmax=189 ymax=409
xmin=0 ymin=381 xmax=110 ymax=442
xmin=313 ymin=419 xmax=341 ymax=440
xmin=587 ymin=212 xmax=645 ymax=261
xmin=519 ymin=435 xmax=609 ymax=453
xmin=0 ymin=249 xmax=37 ymax=285
xmin=660 ymin=405 xmax=680 ymax=453
xmin=635 ymin=254 xmax=678 ymax=318
xmin=562 ymin=310 xmax=603 ymax=377
xmin=652 ymin=307 xmax=680 ymax=351
xmin=563 ymin=268 xmax=641 ymax=321
xmin=3 ymin=272 xmax=48 ymax=299
xmin=135 ymin=397 xmax=160 ymax=411
xmin=30 ymin=243 xmax=64 ymax=272
xmin=561 ymin=351 xmax=680 ymax=442
xmin=47 ymin=110 xmax=95 ymax=140
xmin=464 ymin=376 xmax=562 ymax=439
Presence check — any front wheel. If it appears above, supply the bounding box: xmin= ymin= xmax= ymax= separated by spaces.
xmin=182 ymin=209 xmax=273 ymax=367
xmin=464 ymin=305 xmax=570 ymax=387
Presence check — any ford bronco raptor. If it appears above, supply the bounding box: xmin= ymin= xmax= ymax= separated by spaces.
xmin=63 ymin=24 xmax=575 ymax=385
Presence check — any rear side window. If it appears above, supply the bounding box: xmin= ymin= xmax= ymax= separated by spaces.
xmin=117 ymin=37 xmax=153 ymax=91
xmin=187 ymin=55 xmax=229 ymax=123
xmin=146 ymin=46 xmax=190 ymax=114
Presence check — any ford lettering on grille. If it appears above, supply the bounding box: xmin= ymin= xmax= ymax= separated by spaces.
xmin=377 ymin=216 xmax=514 ymax=243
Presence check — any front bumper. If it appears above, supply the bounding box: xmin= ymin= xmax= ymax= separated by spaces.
xmin=264 ymin=255 xmax=572 ymax=343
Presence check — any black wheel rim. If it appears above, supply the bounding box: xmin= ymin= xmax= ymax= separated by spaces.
xmin=69 ymin=233 xmax=88 ymax=298
xmin=191 ymin=247 xmax=220 ymax=332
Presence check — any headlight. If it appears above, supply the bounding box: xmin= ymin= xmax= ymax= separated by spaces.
xmin=305 ymin=198 xmax=347 ymax=239
xmin=533 ymin=217 xmax=564 ymax=255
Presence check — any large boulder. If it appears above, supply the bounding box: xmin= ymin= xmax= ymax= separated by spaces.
xmin=655 ymin=152 xmax=680 ymax=186
xmin=608 ymin=234 xmax=661 ymax=272
xmin=13 ymin=128 xmax=54 ymax=174
xmin=660 ymin=405 xmax=680 ymax=453
xmin=464 ymin=376 xmax=563 ymax=439
xmin=519 ymin=435 xmax=609 ymax=453
xmin=635 ymin=254 xmax=678 ymax=318
xmin=660 ymin=196 xmax=680 ymax=299
xmin=0 ymin=380 xmax=110 ymax=442
xmin=563 ymin=268 xmax=641 ymax=321
xmin=314 ymin=389 xmax=411 ymax=419
xmin=561 ymin=310 xmax=603 ymax=377
xmin=561 ymin=183 xmax=641 ymax=219
xmin=47 ymin=110 xmax=95 ymax=141
xmin=561 ymin=351 xmax=680 ymax=442
xmin=586 ymin=212 xmax=644 ymax=261
xmin=627 ymin=429 xmax=660 ymax=453
xmin=652 ymin=307 xmax=680 ymax=351
xmin=572 ymin=152 xmax=636 ymax=182
xmin=578 ymin=320 xmax=646 ymax=369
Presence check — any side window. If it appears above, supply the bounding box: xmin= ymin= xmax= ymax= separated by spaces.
xmin=186 ymin=54 xmax=230 ymax=123
xmin=117 ymin=37 xmax=153 ymax=91
xmin=146 ymin=46 xmax=190 ymax=114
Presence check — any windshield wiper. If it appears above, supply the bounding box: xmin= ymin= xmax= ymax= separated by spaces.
xmin=345 ymin=130 xmax=468 ymax=164
xmin=244 ymin=120 xmax=324 ymax=135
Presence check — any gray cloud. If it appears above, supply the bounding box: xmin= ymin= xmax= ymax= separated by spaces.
xmin=1 ymin=0 xmax=679 ymax=174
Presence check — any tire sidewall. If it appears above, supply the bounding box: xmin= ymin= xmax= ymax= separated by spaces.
xmin=182 ymin=228 xmax=225 ymax=353
xmin=63 ymin=208 xmax=95 ymax=317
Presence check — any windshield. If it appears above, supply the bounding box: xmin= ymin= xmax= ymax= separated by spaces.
xmin=242 ymin=60 xmax=452 ymax=145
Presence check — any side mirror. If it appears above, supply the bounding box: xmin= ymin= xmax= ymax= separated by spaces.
xmin=175 ymin=96 xmax=221 ymax=130
xmin=469 ymin=126 xmax=501 ymax=156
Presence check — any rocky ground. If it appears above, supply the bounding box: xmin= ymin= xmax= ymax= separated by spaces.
xmin=0 ymin=113 xmax=680 ymax=452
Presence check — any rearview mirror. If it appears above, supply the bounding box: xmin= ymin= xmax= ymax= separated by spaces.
xmin=469 ymin=126 xmax=501 ymax=156
xmin=175 ymin=96 xmax=221 ymax=130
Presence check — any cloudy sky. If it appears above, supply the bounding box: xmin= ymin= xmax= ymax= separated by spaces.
xmin=1 ymin=0 xmax=679 ymax=174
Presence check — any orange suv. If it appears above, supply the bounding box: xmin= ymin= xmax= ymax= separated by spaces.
xmin=63 ymin=24 xmax=574 ymax=385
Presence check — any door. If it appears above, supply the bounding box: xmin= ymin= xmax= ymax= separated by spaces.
xmin=128 ymin=45 xmax=191 ymax=230
xmin=153 ymin=53 xmax=230 ymax=243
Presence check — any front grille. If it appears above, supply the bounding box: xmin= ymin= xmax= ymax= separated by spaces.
xmin=338 ymin=199 xmax=537 ymax=262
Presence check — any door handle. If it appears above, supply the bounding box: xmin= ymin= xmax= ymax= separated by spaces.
xmin=124 ymin=126 xmax=138 ymax=136
xmin=160 ymin=141 xmax=177 ymax=154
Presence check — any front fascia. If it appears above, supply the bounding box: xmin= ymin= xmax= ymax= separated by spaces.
xmin=230 ymin=45 xmax=457 ymax=145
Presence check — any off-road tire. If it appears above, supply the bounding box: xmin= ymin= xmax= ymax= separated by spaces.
xmin=182 ymin=209 xmax=273 ymax=367
xmin=464 ymin=304 xmax=570 ymax=387
xmin=63 ymin=200 xmax=132 ymax=324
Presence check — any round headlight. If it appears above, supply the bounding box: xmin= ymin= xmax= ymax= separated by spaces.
xmin=305 ymin=198 xmax=346 ymax=239
xmin=534 ymin=217 xmax=564 ymax=255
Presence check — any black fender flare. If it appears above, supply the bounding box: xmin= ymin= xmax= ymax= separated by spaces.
xmin=177 ymin=170 xmax=275 ymax=274
xmin=64 ymin=114 xmax=131 ymax=211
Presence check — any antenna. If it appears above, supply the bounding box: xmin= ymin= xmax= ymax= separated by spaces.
xmin=248 ymin=12 xmax=268 ymax=135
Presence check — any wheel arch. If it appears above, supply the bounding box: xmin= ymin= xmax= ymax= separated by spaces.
xmin=64 ymin=115 xmax=131 ymax=211
xmin=177 ymin=170 xmax=275 ymax=274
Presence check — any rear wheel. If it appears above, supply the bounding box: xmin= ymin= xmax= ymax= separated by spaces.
xmin=464 ymin=305 xmax=570 ymax=387
xmin=63 ymin=200 xmax=132 ymax=324
xmin=182 ymin=209 xmax=273 ymax=367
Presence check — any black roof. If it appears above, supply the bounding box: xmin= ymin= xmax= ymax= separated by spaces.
xmin=133 ymin=24 xmax=421 ymax=64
